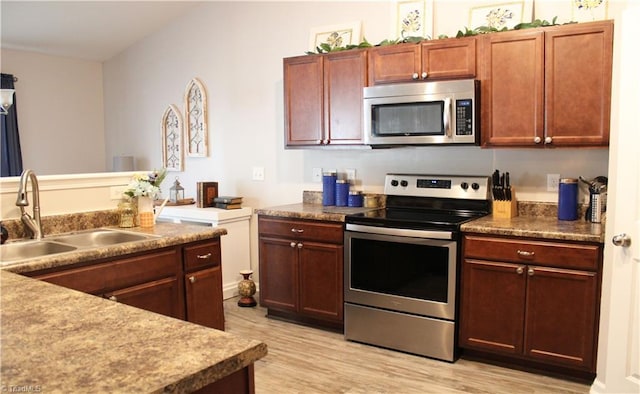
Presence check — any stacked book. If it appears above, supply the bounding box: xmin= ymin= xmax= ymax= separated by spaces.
xmin=213 ymin=196 xmax=243 ymax=209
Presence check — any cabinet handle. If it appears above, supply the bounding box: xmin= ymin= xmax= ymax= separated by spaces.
xmin=197 ymin=253 xmax=212 ymax=260
xmin=412 ymin=72 xmax=419 ymax=80
xmin=108 ymin=295 xmax=118 ymax=302
xmin=534 ymin=136 xmax=542 ymax=144
xmin=544 ymin=136 xmax=553 ymax=144
xmin=516 ymin=266 xmax=524 ymax=275
xmin=516 ymin=250 xmax=535 ymax=258
xmin=290 ymin=228 xmax=304 ymax=233
xmin=189 ymin=276 xmax=196 ymax=283
xmin=527 ymin=267 xmax=535 ymax=276
xmin=421 ymin=72 xmax=428 ymax=79
xmin=290 ymin=242 xmax=296 ymax=248
xmin=297 ymin=243 xmax=303 ymax=249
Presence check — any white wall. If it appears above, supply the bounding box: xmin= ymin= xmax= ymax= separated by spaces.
xmin=1 ymin=49 xmax=106 ymax=175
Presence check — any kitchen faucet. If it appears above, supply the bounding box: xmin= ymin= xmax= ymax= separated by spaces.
xmin=15 ymin=169 xmax=43 ymax=239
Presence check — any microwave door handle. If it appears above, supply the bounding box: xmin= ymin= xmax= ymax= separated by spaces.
xmin=443 ymin=97 xmax=452 ymax=137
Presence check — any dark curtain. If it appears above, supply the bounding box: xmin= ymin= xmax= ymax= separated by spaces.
xmin=1 ymin=73 xmax=23 ymax=177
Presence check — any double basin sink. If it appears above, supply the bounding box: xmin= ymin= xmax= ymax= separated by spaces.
xmin=0 ymin=229 xmax=159 ymax=265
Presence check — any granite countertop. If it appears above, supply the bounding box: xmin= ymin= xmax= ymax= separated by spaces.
xmin=255 ymin=202 xmax=377 ymax=222
xmin=2 ymin=222 xmax=228 ymax=274
xmin=0 ymin=222 xmax=267 ymax=392
xmin=461 ymin=215 xmax=604 ymax=243
xmin=0 ymin=270 xmax=267 ymax=393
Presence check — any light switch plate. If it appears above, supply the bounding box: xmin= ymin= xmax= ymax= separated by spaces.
xmin=547 ymin=174 xmax=560 ymax=192
xmin=252 ymin=166 xmax=265 ymax=181
xmin=312 ymin=168 xmax=322 ymax=182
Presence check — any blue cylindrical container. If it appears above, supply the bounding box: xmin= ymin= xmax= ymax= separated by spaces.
xmin=348 ymin=191 xmax=363 ymax=207
xmin=558 ymin=178 xmax=578 ymax=221
xmin=335 ymin=180 xmax=350 ymax=207
xmin=322 ymin=172 xmax=337 ymax=206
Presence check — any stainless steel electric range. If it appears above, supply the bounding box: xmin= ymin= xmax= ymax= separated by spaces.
xmin=344 ymin=174 xmax=491 ymax=362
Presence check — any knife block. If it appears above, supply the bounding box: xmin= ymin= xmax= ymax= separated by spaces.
xmin=492 ymin=189 xmax=518 ymax=219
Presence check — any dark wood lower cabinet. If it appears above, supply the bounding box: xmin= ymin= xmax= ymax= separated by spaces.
xmin=107 ymin=277 xmax=181 ymax=319
xmin=460 ymin=234 xmax=603 ymax=379
xmin=185 ymin=265 xmax=225 ymax=330
xmin=258 ymin=216 xmax=344 ymax=329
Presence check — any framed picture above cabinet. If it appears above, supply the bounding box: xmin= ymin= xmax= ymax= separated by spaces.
xmin=184 ymin=78 xmax=208 ymax=157
xmin=161 ymin=104 xmax=184 ymax=172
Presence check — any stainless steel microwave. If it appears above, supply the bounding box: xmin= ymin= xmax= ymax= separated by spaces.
xmin=363 ymin=79 xmax=479 ymax=146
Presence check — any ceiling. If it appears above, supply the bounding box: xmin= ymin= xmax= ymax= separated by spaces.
xmin=1 ymin=1 xmax=201 ymax=62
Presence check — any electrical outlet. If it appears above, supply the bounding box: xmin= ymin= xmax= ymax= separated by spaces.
xmin=312 ymin=168 xmax=322 ymax=182
xmin=252 ymin=166 xmax=265 ymax=181
xmin=345 ymin=168 xmax=356 ymax=181
xmin=547 ymin=174 xmax=560 ymax=192
xmin=110 ymin=186 xmax=127 ymax=200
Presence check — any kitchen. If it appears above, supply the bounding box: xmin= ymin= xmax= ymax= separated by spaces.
xmin=1 ymin=1 xmax=638 ymax=393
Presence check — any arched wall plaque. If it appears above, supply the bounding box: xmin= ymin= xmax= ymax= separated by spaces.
xmin=161 ymin=104 xmax=184 ymax=171
xmin=184 ymin=78 xmax=208 ymax=157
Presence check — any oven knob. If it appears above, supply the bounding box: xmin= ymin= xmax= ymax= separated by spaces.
xmin=400 ymin=180 xmax=408 ymax=187
xmin=471 ymin=183 xmax=480 ymax=190
xmin=460 ymin=182 xmax=469 ymax=190
xmin=390 ymin=180 xmax=399 ymax=187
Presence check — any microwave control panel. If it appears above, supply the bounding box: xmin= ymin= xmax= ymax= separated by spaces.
xmin=455 ymin=99 xmax=473 ymax=136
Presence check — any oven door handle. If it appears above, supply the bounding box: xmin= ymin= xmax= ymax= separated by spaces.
xmin=346 ymin=223 xmax=453 ymax=240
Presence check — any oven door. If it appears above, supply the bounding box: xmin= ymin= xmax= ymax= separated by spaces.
xmin=344 ymin=226 xmax=457 ymax=321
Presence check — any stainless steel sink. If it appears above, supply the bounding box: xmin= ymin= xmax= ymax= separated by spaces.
xmin=0 ymin=240 xmax=77 ymax=264
xmin=48 ymin=229 xmax=157 ymax=248
xmin=0 ymin=228 xmax=159 ymax=265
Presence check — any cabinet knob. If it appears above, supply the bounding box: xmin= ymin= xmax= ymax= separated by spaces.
xmin=516 ymin=266 xmax=524 ymax=275
xmin=189 ymin=276 xmax=196 ymax=283
xmin=612 ymin=233 xmax=631 ymax=247
xmin=527 ymin=267 xmax=535 ymax=276
xmin=316 ymin=139 xmax=322 ymax=144
xmin=534 ymin=136 xmax=542 ymax=144
xmin=517 ymin=250 xmax=535 ymax=258
xmin=297 ymin=243 xmax=303 ymax=249
xmin=544 ymin=136 xmax=553 ymax=144
xmin=412 ymin=73 xmax=419 ymax=80
xmin=421 ymin=72 xmax=428 ymax=79
xmin=290 ymin=242 xmax=296 ymax=248
xmin=108 ymin=295 xmax=118 ymax=302
xmin=197 ymin=253 xmax=212 ymax=260
xmin=323 ymin=139 xmax=330 ymax=145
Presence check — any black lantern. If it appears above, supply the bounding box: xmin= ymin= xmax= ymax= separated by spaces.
xmin=169 ymin=177 xmax=184 ymax=203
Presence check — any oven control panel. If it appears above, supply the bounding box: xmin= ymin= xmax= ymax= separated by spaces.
xmin=384 ymin=174 xmax=490 ymax=200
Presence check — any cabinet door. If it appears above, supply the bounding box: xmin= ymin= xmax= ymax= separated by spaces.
xmin=107 ymin=277 xmax=182 ymax=319
xmin=185 ymin=266 xmax=225 ymax=330
xmin=481 ymin=30 xmax=544 ymax=146
xmin=544 ymin=21 xmax=612 ymax=146
xmin=298 ymin=241 xmax=344 ymax=322
xmin=258 ymin=236 xmax=298 ymax=312
xmin=421 ymin=37 xmax=476 ymax=80
xmin=368 ymin=43 xmax=421 ymax=85
xmin=324 ymin=50 xmax=367 ymax=144
xmin=524 ymin=265 xmax=598 ymax=371
xmin=284 ymin=55 xmax=324 ymax=145
xmin=459 ymin=259 xmax=527 ymax=355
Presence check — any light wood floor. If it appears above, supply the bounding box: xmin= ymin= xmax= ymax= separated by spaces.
xmin=223 ymin=298 xmax=591 ymax=394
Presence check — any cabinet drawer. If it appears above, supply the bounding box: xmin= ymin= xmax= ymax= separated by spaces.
xmin=259 ymin=216 xmax=343 ymax=244
xmin=34 ymin=249 xmax=179 ymax=294
xmin=184 ymin=240 xmax=221 ymax=271
xmin=464 ymin=235 xmax=601 ymax=271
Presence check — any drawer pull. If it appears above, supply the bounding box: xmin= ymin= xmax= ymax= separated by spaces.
xmin=516 ymin=266 xmax=524 ymax=275
xmin=108 ymin=295 xmax=118 ymax=302
xmin=189 ymin=276 xmax=196 ymax=283
xmin=197 ymin=253 xmax=212 ymax=260
xmin=290 ymin=228 xmax=304 ymax=233
xmin=516 ymin=250 xmax=535 ymax=258
xmin=527 ymin=267 xmax=535 ymax=276
xmin=290 ymin=242 xmax=296 ymax=248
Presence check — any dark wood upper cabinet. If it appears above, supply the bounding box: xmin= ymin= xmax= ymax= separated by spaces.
xmin=480 ymin=20 xmax=613 ymax=147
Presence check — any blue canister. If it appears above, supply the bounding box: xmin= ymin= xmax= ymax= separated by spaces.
xmin=348 ymin=191 xmax=363 ymax=207
xmin=335 ymin=180 xmax=350 ymax=207
xmin=322 ymin=172 xmax=337 ymax=206
xmin=558 ymin=178 xmax=578 ymax=221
